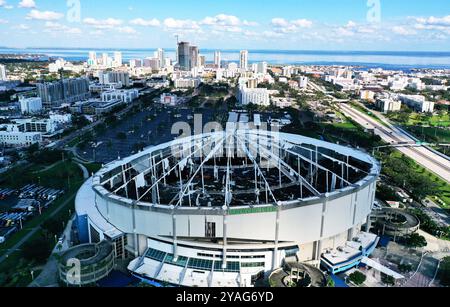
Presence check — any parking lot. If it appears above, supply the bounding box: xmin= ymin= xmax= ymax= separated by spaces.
xmin=76 ymin=105 xmax=220 ymax=163
xmin=0 ymin=185 xmax=64 ymax=244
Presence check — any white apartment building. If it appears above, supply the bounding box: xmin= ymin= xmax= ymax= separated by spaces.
xmin=299 ymin=76 xmax=308 ymax=89
xmin=239 ymin=86 xmax=270 ymax=106
xmin=130 ymin=59 xmax=143 ymax=68
xmin=19 ymin=97 xmax=43 ymax=115
xmin=360 ymin=90 xmax=376 ymax=101
xmin=8 ymin=118 xmax=58 ymax=134
xmin=0 ymin=64 xmax=7 ymax=81
xmin=101 ymin=89 xmax=139 ymax=103
xmin=49 ymin=59 xmax=84 ymax=74
xmin=49 ymin=113 xmax=72 ymax=124
xmin=282 ymin=66 xmax=295 ymax=77
xmin=214 ymin=51 xmax=221 ymax=69
xmin=174 ymin=78 xmax=201 ymax=89
xmin=407 ymin=78 xmax=425 ymax=91
xmin=376 ymin=98 xmax=402 ymax=113
xmin=114 ymin=51 xmax=123 ymax=67
xmin=398 ymin=94 xmax=435 ymax=113
xmin=387 ymin=75 xmax=408 ymax=91
xmin=240 ymin=50 xmax=249 ymax=70
xmin=256 ymin=62 xmax=268 ymax=74
xmin=216 ymin=69 xmax=224 ymax=81
xmin=99 ymin=71 xmax=131 ymax=87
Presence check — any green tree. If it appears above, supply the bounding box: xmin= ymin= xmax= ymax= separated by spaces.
xmin=22 ymin=236 xmax=52 ymax=263
xmin=42 ymin=218 xmax=65 ymax=238
xmin=116 ymin=132 xmax=127 ymax=140
xmin=381 ymin=274 xmax=396 ymax=286
xmin=348 ymin=271 xmax=366 ymax=286
xmin=405 ymin=233 xmax=427 ymax=248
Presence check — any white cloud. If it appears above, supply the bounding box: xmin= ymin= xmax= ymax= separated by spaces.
xmin=26 ymin=9 xmax=64 ymax=21
xmin=346 ymin=20 xmax=357 ymax=28
xmin=243 ymin=20 xmax=259 ymax=27
xmin=336 ymin=27 xmax=355 ymax=37
xmin=118 ymin=26 xmax=137 ymax=34
xmin=0 ymin=0 xmax=13 ymax=9
xmin=163 ymin=18 xmax=199 ymax=29
xmin=201 ymin=14 xmax=240 ymax=26
xmin=271 ymin=17 xmax=313 ymax=34
xmin=83 ymin=17 xmax=123 ymax=29
xmin=13 ymin=24 xmax=30 ymax=30
xmin=0 ymin=18 xmax=8 ymax=24
xmin=130 ymin=18 xmax=160 ymax=27
xmin=416 ymin=15 xmax=450 ymax=27
xmin=18 ymin=0 xmax=36 ymax=8
xmin=271 ymin=18 xmax=289 ymax=27
xmin=291 ymin=19 xmax=313 ymax=28
xmin=413 ymin=15 xmax=450 ymax=34
xmin=89 ymin=29 xmax=104 ymax=36
xmin=43 ymin=21 xmax=82 ymax=35
xmin=392 ymin=26 xmax=416 ymax=36
xmin=65 ymin=27 xmax=82 ymax=34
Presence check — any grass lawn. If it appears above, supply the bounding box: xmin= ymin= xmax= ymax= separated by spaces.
xmin=350 ymin=102 xmax=388 ymax=127
xmin=0 ymin=228 xmax=48 ymax=287
xmin=0 ymin=161 xmax=82 ymax=189
xmin=389 ymin=151 xmax=450 ymax=207
xmin=405 ymin=125 xmax=450 ymax=143
xmin=83 ymin=162 xmax=103 ymax=175
xmin=408 ymin=113 xmax=450 ymax=128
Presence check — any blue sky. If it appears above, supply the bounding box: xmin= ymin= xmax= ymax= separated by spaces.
xmin=0 ymin=0 xmax=449 ymax=50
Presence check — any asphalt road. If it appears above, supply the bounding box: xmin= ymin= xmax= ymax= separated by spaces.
xmin=338 ymin=103 xmax=450 ymax=184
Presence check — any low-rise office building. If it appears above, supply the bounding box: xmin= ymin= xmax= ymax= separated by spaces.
xmin=0 ymin=131 xmax=42 ymax=147
xmin=101 ymin=89 xmax=139 ymax=104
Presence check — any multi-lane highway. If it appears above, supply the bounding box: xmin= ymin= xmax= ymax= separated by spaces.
xmin=338 ymin=103 xmax=450 ymax=184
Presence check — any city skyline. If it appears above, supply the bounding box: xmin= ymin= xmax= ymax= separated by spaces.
xmin=0 ymin=0 xmax=449 ymax=51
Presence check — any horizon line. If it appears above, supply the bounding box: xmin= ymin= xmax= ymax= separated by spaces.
xmin=1 ymin=46 xmax=450 ymax=54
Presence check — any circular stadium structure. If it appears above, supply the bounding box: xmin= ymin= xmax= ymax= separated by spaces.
xmin=75 ymin=129 xmax=380 ymax=287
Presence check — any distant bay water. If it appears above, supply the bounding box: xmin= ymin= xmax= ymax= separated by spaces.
xmin=1 ymin=47 xmax=450 ymax=71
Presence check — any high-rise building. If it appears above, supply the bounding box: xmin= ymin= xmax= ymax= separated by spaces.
xmin=240 ymin=50 xmax=249 ymax=70
xmin=156 ymin=48 xmax=165 ymax=68
xmin=99 ymin=71 xmax=131 ymax=87
xmin=214 ymin=51 xmax=221 ymax=69
xmin=37 ymin=77 xmax=90 ymax=107
xmin=189 ymin=46 xmax=199 ymax=70
xmin=143 ymin=58 xmax=160 ymax=70
xmin=114 ymin=51 xmax=123 ymax=67
xmin=164 ymin=58 xmax=172 ymax=67
xmin=0 ymin=64 xmax=7 ymax=81
xmin=19 ymin=97 xmax=43 ymax=114
xmin=256 ymin=62 xmax=268 ymax=74
xmin=199 ymin=55 xmax=206 ymax=68
xmin=177 ymin=42 xmax=191 ymax=71
xmin=299 ymin=76 xmax=308 ymax=89
xmin=239 ymin=85 xmax=269 ymax=106
xmin=102 ymin=53 xmax=109 ymax=67
xmin=88 ymin=51 xmax=97 ymax=66
xmin=130 ymin=59 xmax=143 ymax=68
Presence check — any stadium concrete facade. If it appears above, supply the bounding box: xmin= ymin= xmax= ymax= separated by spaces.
xmin=75 ymin=129 xmax=380 ymax=287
